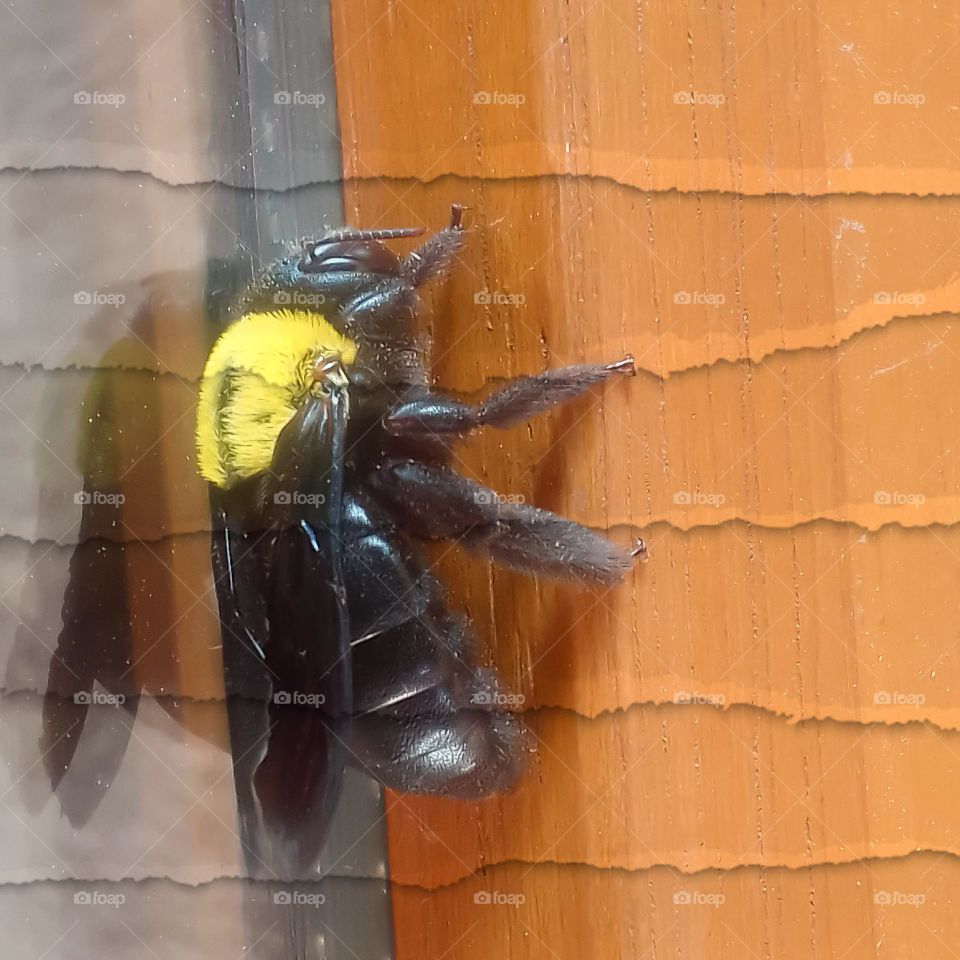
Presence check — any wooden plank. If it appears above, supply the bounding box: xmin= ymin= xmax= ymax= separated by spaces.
xmin=332 ymin=0 xmax=960 ymax=197
xmin=316 ymin=179 xmax=960 ymax=728
xmin=391 ymin=857 xmax=956 ymax=960
xmin=329 ymin=2 xmax=960 ymax=957
xmin=384 ymin=704 xmax=960 ymax=888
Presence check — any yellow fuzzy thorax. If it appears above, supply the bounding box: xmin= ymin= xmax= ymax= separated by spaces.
xmin=196 ymin=309 xmax=358 ymax=488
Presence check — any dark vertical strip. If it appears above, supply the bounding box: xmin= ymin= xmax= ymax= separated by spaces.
xmin=212 ymin=2 xmax=394 ymax=957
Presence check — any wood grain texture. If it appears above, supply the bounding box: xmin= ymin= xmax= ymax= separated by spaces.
xmin=384 ymin=704 xmax=960 ymax=886
xmin=332 ymin=0 xmax=960 ymax=196
xmin=390 ymin=855 xmax=958 ymax=960
xmin=331 ymin=0 xmax=960 ymax=957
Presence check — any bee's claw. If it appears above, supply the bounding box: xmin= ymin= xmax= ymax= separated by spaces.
xmin=606 ymin=355 xmax=636 ymax=377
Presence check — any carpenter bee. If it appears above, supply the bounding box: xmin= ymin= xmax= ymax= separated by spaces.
xmin=197 ymin=205 xmax=642 ymax=875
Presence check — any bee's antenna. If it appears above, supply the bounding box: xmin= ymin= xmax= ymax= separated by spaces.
xmin=320 ymin=226 xmax=426 ymax=243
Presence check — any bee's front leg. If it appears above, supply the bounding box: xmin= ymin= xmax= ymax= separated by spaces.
xmin=343 ymin=204 xmax=467 ymax=332
xmin=342 ymin=278 xmax=419 ymax=332
xmin=399 ymin=205 xmax=465 ymax=287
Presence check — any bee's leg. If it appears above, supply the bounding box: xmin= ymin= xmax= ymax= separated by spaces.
xmin=345 ymin=214 xmax=466 ymax=333
xmin=384 ymin=357 xmax=634 ymax=439
xmin=369 ymin=460 xmax=639 ymax=585
xmin=343 ymin=279 xmax=419 ymax=333
xmin=400 ymin=203 xmax=466 ymax=288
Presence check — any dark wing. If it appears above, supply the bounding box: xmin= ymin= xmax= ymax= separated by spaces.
xmin=40 ymin=361 xmax=143 ymax=826
xmin=41 ymin=495 xmax=141 ymax=826
xmin=210 ymin=384 xmax=353 ymax=879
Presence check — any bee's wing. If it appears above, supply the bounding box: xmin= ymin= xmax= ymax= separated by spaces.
xmin=211 ymin=386 xmax=353 ymax=879
xmin=41 ymin=513 xmax=141 ymax=826
xmin=41 ymin=356 xmax=144 ymax=826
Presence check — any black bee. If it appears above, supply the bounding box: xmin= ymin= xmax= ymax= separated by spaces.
xmin=195 ymin=205 xmax=642 ymax=875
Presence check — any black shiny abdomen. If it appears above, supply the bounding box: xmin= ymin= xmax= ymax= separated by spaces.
xmin=340 ymin=490 xmax=524 ymax=797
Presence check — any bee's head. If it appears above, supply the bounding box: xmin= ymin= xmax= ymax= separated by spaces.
xmin=249 ymin=205 xmax=463 ymax=335
xmin=255 ymin=207 xmax=466 ymax=322
xmin=280 ymin=226 xmax=423 ymax=316
xmin=299 ymin=227 xmax=424 ymax=279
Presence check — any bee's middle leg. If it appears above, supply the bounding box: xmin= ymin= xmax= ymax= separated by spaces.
xmin=384 ymin=357 xmax=634 ymax=439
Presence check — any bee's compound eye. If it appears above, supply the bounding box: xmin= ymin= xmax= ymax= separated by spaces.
xmin=300 ymin=238 xmax=401 ymax=276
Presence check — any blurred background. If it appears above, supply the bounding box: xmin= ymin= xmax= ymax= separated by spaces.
xmin=2 ymin=0 xmax=960 ymax=957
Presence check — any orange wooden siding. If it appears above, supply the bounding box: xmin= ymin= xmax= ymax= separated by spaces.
xmin=331 ymin=2 xmax=960 ymax=958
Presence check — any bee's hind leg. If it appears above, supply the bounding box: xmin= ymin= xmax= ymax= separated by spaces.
xmin=369 ymin=460 xmax=639 ymax=586
xmin=384 ymin=357 xmax=634 ymax=440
